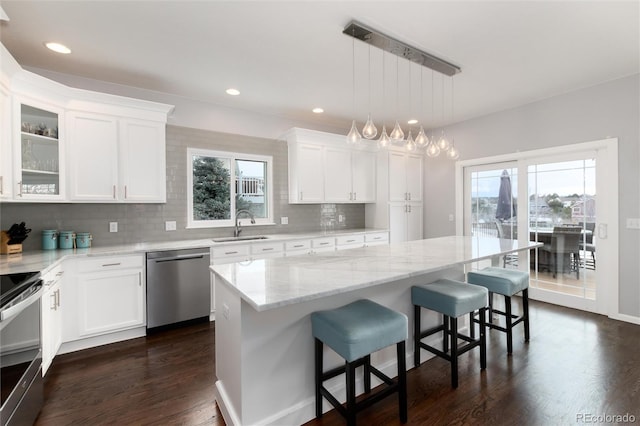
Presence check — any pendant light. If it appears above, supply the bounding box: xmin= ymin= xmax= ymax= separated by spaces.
xmin=362 ymin=44 xmax=378 ymax=139
xmin=378 ymin=51 xmax=391 ymax=149
xmin=426 ymin=69 xmax=441 ymax=157
xmin=346 ymin=27 xmax=361 ymax=145
xmin=436 ymin=74 xmax=450 ymax=151
xmin=415 ymin=66 xmax=429 ymax=147
xmin=446 ymin=76 xmax=460 ymax=160
xmin=389 ymin=55 xmax=404 ymax=143
xmin=406 ymin=130 xmax=416 ymax=151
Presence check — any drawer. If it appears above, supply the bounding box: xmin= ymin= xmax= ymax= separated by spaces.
xmin=42 ymin=263 xmax=64 ymax=288
xmin=365 ymin=232 xmax=389 ymax=243
xmin=212 ymin=244 xmax=251 ymax=259
xmin=251 ymin=241 xmax=284 ymax=255
xmin=77 ymin=254 xmax=143 ymax=273
xmin=311 ymin=237 xmax=335 ymax=249
xmin=285 ymin=240 xmax=311 ymax=251
xmin=336 ymin=234 xmax=365 ymax=246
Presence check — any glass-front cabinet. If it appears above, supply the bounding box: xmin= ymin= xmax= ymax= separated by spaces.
xmin=16 ymin=100 xmax=65 ymax=200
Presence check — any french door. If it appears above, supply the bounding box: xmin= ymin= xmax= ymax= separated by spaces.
xmin=459 ymin=139 xmax=618 ymax=315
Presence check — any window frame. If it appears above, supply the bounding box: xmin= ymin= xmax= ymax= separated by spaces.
xmin=186 ymin=148 xmax=274 ymax=229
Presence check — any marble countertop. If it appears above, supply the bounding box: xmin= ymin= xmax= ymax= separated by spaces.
xmin=211 ymin=236 xmax=542 ymax=312
xmin=0 ymin=228 xmax=387 ymax=275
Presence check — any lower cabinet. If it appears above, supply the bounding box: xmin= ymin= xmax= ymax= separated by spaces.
xmin=41 ymin=265 xmax=63 ymax=376
xmin=63 ymin=254 xmax=145 ymax=344
xmin=389 ymin=202 xmax=423 ymax=243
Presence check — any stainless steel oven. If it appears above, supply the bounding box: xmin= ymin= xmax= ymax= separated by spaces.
xmin=0 ymin=272 xmax=43 ymax=426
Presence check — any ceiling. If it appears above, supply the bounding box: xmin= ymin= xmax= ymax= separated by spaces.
xmin=1 ymin=1 xmax=638 ymax=133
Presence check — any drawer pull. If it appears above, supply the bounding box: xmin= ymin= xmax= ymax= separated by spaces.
xmin=102 ymin=262 xmax=121 ymax=267
xmin=346 ymin=239 xmax=356 ymax=243
xmin=262 ymin=247 xmax=274 ymax=251
xmin=319 ymin=242 xmax=329 ymax=246
xmin=224 ymin=251 xmax=239 ymax=255
xmin=293 ymin=244 xmax=304 ymax=248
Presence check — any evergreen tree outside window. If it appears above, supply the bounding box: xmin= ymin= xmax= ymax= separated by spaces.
xmin=187 ymin=148 xmax=273 ymax=228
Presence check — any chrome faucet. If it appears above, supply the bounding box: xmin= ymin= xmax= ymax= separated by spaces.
xmin=234 ymin=209 xmax=256 ymax=237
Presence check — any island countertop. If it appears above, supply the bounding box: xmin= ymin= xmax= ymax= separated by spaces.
xmin=211 ymin=235 xmax=541 ymax=312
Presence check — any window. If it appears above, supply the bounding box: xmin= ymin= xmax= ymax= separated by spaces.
xmin=187 ymin=148 xmax=273 ymax=228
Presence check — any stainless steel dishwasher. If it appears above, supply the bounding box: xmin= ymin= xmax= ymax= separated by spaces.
xmin=146 ymin=248 xmax=210 ymax=330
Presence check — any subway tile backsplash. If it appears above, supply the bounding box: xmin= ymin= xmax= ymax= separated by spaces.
xmin=0 ymin=125 xmax=365 ymax=250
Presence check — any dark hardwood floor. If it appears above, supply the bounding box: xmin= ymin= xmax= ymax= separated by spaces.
xmin=36 ymin=301 xmax=639 ymax=425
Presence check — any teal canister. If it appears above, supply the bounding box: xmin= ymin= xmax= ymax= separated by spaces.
xmin=41 ymin=230 xmax=58 ymax=250
xmin=76 ymin=232 xmax=92 ymax=249
xmin=58 ymin=231 xmax=75 ymax=249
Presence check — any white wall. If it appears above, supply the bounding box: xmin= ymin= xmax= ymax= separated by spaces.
xmin=425 ymin=74 xmax=640 ymax=318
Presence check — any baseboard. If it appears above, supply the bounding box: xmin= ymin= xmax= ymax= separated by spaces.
xmin=214 ymin=381 xmax=241 ymax=426
xmin=608 ymin=312 xmax=640 ymax=325
xmin=58 ymin=327 xmax=146 ymax=355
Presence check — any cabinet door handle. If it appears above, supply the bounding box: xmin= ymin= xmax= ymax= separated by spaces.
xmin=139 ymin=272 xmax=142 ymax=286
xmin=50 ymin=293 xmax=57 ymax=311
xmin=17 ymin=181 xmax=23 ymax=197
xmin=408 ymin=205 xmax=412 ymax=213
xmin=346 ymin=239 xmax=356 ymax=243
xmin=319 ymin=242 xmax=329 ymax=246
xmin=0 ymin=176 xmax=3 ymax=194
xmin=102 ymin=262 xmax=121 ymax=267
xmin=224 ymin=251 xmax=239 ymax=255
xmin=55 ymin=289 xmax=61 ymax=308
xmin=262 ymin=247 xmax=274 ymax=251
xmin=293 ymin=244 xmax=304 ymax=248
xmin=300 ymin=191 xmax=303 ymax=201
xmin=124 ymin=185 xmax=128 ymax=199
xmin=353 ymin=192 xmax=356 ymax=201
xmin=113 ymin=185 xmax=116 ymax=199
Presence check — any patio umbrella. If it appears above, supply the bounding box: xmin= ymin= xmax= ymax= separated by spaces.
xmin=495 ymin=170 xmax=516 ymax=221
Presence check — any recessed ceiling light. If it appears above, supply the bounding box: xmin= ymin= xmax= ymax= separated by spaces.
xmin=225 ymin=88 xmax=240 ymax=96
xmin=45 ymin=42 xmax=71 ymax=54
xmin=312 ymin=107 xmax=324 ymax=114
xmin=407 ymin=119 xmax=418 ymax=125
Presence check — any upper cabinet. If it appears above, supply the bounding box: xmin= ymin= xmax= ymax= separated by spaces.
xmin=68 ymin=113 xmax=166 ymax=202
xmin=389 ymin=151 xmax=422 ymax=202
xmin=0 ymin=45 xmax=173 ymax=203
xmin=284 ymin=128 xmax=376 ymax=204
xmin=14 ymin=98 xmax=66 ymax=201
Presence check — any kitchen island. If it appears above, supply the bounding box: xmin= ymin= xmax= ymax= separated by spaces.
xmin=210 ymin=235 xmax=540 ymax=426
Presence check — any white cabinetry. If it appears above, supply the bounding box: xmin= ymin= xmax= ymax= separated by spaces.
xmin=0 ymin=84 xmax=12 ymax=199
xmin=63 ymin=255 xmax=145 ymax=344
xmin=288 ymin=142 xmax=324 ymax=203
xmin=364 ymin=231 xmax=389 ymax=247
xmin=41 ymin=264 xmax=64 ymax=376
xmin=325 ymin=147 xmax=376 ymax=203
xmin=389 ymin=202 xmax=423 ymax=243
xmin=284 ymin=128 xmax=376 ymax=204
xmin=389 ymin=151 xmax=422 ymax=202
xmin=67 ymin=112 xmax=166 ymax=202
xmin=13 ymin=98 xmax=66 ymax=201
xmin=366 ymin=148 xmax=424 ymax=242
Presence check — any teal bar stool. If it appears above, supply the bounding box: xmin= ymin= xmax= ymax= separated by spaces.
xmin=467 ymin=267 xmax=530 ymax=354
xmin=311 ymin=299 xmax=408 ymax=425
xmin=412 ymin=279 xmax=488 ymax=388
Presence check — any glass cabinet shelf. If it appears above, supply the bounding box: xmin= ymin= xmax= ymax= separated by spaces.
xmin=19 ymin=104 xmax=60 ymax=196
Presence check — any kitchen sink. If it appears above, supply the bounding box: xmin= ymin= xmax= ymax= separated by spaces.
xmin=212 ymin=236 xmax=269 ymax=243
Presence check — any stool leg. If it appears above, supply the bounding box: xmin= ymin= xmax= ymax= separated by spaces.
xmin=397 ymin=341 xmax=407 ymax=423
xmin=505 ymin=295 xmax=513 ymax=354
xmin=363 ymin=354 xmax=371 ymax=393
xmin=450 ymin=316 xmax=458 ymax=388
xmin=479 ymin=307 xmax=487 ymax=370
xmin=469 ymin=311 xmax=475 ymax=339
xmin=314 ymin=338 xmax=323 ymax=418
xmin=346 ymin=361 xmax=356 ymax=426
xmin=488 ymin=291 xmax=494 ymax=325
xmin=413 ymin=305 xmax=421 ymax=368
xmin=443 ymin=314 xmax=449 ymax=353
xmin=523 ymin=288 xmax=530 ymax=342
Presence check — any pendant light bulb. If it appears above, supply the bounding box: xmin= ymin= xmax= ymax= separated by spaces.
xmin=446 ymin=144 xmax=460 ymax=160
xmin=347 ymin=120 xmax=362 ymax=145
xmin=390 ymin=120 xmax=404 ymax=143
xmin=405 ymin=130 xmax=416 ymax=152
xmin=415 ymin=126 xmax=429 ymax=147
xmin=437 ymin=130 xmax=450 ymax=151
xmin=426 ymin=141 xmax=441 ymax=157
xmin=378 ymin=124 xmax=390 ymax=149
xmin=362 ymin=114 xmax=378 ymax=139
